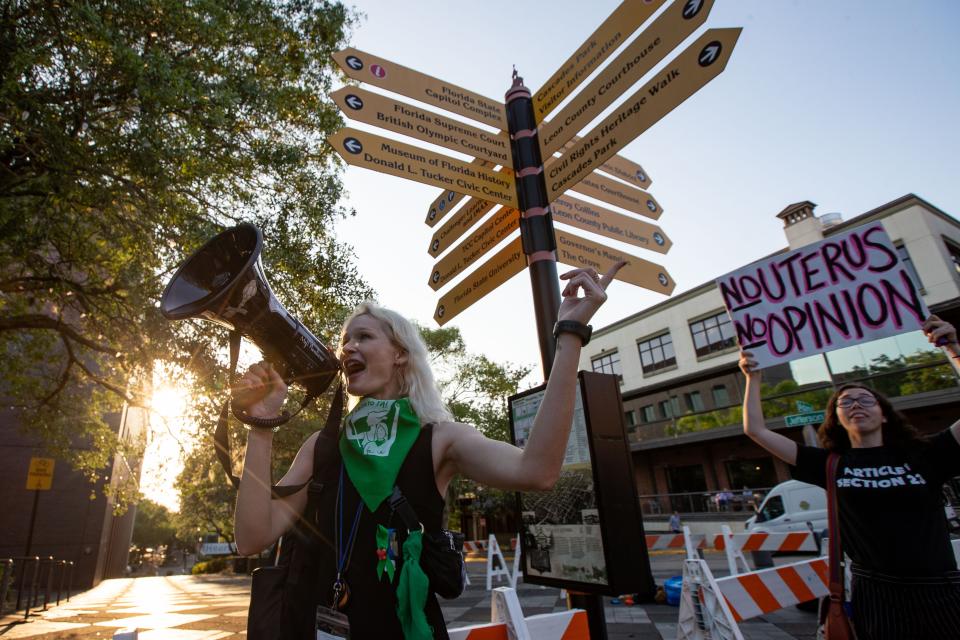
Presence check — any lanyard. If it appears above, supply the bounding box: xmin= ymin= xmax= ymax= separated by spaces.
xmin=333 ymin=463 xmax=363 ymax=609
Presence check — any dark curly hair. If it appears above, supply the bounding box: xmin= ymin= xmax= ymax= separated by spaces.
xmin=817 ymin=383 xmax=922 ymax=452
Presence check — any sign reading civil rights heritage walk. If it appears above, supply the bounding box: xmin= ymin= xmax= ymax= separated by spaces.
xmin=532 ymin=0 xmax=667 ymax=122
xmin=328 ymin=128 xmax=518 ymax=209
xmin=434 ymin=237 xmax=526 ymax=326
xmin=333 ymin=47 xmax=507 ymax=129
xmin=555 ymin=229 xmax=676 ymax=295
xmin=718 ymin=223 xmax=928 ymax=369
xmin=546 ymin=28 xmax=740 ymax=202
xmin=539 ymin=0 xmax=715 ymax=157
xmin=552 ymin=195 xmax=671 ymax=254
xmin=428 ymin=207 xmax=519 ymax=290
xmin=332 ymin=87 xmax=513 ymax=168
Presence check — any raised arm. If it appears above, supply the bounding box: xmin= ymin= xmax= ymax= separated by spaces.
xmin=442 ymin=262 xmax=625 ymax=492
xmin=923 ymin=315 xmax=960 ymax=445
xmin=739 ymin=351 xmax=798 ymax=465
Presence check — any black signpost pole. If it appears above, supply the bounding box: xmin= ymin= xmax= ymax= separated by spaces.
xmin=504 ymin=70 xmax=608 ymax=640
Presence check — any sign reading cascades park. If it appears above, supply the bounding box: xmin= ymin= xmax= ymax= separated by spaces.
xmin=718 ymin=223 xmax=928 ymax=369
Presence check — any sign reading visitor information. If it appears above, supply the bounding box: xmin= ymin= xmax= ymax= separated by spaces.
xmin=718 ymin=223 xmax=928 ymax=369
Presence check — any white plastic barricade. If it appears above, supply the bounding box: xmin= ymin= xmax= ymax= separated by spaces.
xmin=486 ymin=534 xmax=515 ymax=590
xmin=680 ymin=526 xmax=707 ymax=560
xmin=678 ymin=555 xmax=829 ymax=640
xmin=447 ymin=587 xmax=589 ymax=640
xmin=953 ymin=538 xmax=960 ymax=563
xmin=715 ymin=526 xmax=818 ymax=576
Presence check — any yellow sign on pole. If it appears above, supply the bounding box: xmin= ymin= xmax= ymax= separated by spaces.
xmin=555 ymin=229 xmax=676 ymax=295
xmin=332 ymin=47 xmax=507 ymax=129
xmin=328 ymin=128 xmax=519 ymax=209
xmin=595 ymin=152 xmax=652 ymax=190
xmin=428 ymin=207 xmax=520 ymax=290
xmin=532 ymin=0 xmax=667 ymax=122
xmin=427 ymin=200 xmax=499 ymax=257
xmin=26 ymin=457 xmax=55 ymax=491
xmin=434 ymin=237 xmax=526 ymax=326
xmin=332 ymin=87 xmax=513 ymax=168
xmin=539 ymin=0 xmax=715 ymax=156
xmin=552 ymin=195 xmax=672 ymax=254
xmin=546 ymin=28 xmax=741 ymax=202
xmin=568 ymin=172 xmax=663 ymax=219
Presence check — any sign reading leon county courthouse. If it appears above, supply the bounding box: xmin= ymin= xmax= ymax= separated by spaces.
xmin=718 ymin=223 xmax=927 ymax=369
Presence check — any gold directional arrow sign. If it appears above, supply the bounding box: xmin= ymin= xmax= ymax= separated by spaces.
xmin=552 ymin=195 xmax=672 ymax=254
xmin=333 ymin=87 xmax=512 ymax=168
xmin=428 ymin=206 xmax=519 ymax=290
xmin=434 ymin=237 xmax=526 ymax=326
xmin=532 ymin=0 xmax=667 ymax=123
xmin=539 ymin=0 xmax=715 ymax=157
xmin=596 ymin=152 xmax=652 ymax=189
xmin=333 ymin=47 xmax=507 ymax=129
xmin=425 ymin=188 xmax=465 ymax=227
xmin=428 ymin=199 xmax=498 ymax=258
xmin=546 ymin=28 xmax=741 ymax=202
xmin=328 ymin=128 xmax=518 ymax=208
xmin=555 ymin=229 xmax=676 ymax=295
xmin=569 ymin=171 xmax=663 ymax=219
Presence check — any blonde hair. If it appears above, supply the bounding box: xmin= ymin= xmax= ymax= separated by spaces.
xmin=340 ymin=301 xmax=453 ymax=425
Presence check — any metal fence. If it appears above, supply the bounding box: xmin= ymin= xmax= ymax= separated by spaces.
xmin=638 ymin=487 xmax=772 ymax=516
xmin=0 ymin=556 xmax=74 ymax=619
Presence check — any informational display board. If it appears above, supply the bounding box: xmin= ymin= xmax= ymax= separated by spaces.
xmin=718 ymin=223 xmax=928 ymax=369
xmin=508 ymin=371 xmax=654 ymax=597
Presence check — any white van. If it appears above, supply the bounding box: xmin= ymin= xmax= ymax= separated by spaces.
xmin=745 ymin=480 xmax=827 ymax=537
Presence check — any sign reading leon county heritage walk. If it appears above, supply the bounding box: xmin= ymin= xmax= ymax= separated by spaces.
xmin=546 ymin=28 xmax=740 ymax=202
xmin=329 ymin=128 xmax=518 ymax=209
xmin=718 ymin=223 xmax=928 ymax=369
xmin=26 ymin=457 xmax=55 ymax=491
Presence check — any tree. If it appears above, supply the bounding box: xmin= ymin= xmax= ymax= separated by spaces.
xmin=132 ymin=498 xmax=180 ymax=550
xmin=0 ymin=0 xmax=373 ymax=505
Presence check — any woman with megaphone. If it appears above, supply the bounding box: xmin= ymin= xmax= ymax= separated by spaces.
xmin=231 ymin=261 xmax=624 ymax=639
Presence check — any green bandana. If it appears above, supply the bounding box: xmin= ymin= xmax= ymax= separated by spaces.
xmin=339 ymin=397 xmax=421 ymax=511
xmin=395 ymin=530 xmax=432 ymax=640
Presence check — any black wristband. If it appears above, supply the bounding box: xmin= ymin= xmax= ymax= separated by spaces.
xmin=553 ymin=320 xmax=592 ymax=346
xmin=232 ymin=404 xmax=291 ymax=431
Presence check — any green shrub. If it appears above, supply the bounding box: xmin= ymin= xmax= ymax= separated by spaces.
xmin=191 ymin=557 xmax=229 ymax=575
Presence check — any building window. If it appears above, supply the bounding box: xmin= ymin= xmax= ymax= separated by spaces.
xmin=658 ymin=400 xmax=671 ymax=419
xmin=638 ymin=333 xmax=675 ymax=374
xmin=712 ymin=385 xmax=731 ymax=407
xmin=591 ymin=350 xmax=622 ymax=380
xmin=685 ymin=390 xmax=705 ymax=412
xmin=624 ymin=410 xmax=636 ymax=428
xmin=946 ymin=240 xmax=960 ymax=278
xmin=640 ymin=405 xmax=656 ymax=423
xmin=894 ymin=242 xmax=923 ymax=289
xmin=689 ymin=311 xmax=736 ymax=357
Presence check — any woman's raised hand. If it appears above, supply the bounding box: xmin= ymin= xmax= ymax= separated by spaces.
xmin=557 ymin=261 xmax=626 ymax=325
xmin=232 ymin=361 xmax=288 ymax=419
xmin=922 ymin=314 xmax=958 ymax=347
xmin=738 ymin=350 xmax=761 ymax=381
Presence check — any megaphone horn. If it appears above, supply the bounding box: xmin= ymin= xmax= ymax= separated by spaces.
xmin=160 ymin=223 xmax=339 ymax=397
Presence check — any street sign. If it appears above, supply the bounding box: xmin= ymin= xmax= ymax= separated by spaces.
xmin=567 ymin=171 xmax=663 ymax=219
xmin=434 ymin=237 xmax=526 ymax=325
xmin=428 ymin=207 xmax=519 ymax=290
xmin=785 ymin=411 xmax=826 ymax=427
xmin=428 ymin=200 xmax=499 ymax=256
xmin=551 ymin=195 xmax=672 ymax=254
xmin=539 ymin=0 xmax=715 ymax=157
xmin=332 ymin=47 xmax=507 ymax=129
xmin=546 ymin=28 xmax=741 ymax=202
xmin=796 ymin=400 xmax=815 ymax=412
xmin=532 ymin=0 xmax=667 ymax=122
xmin=328 ymin=128 xmax=518 ymax=208
xmin=426 ymin=189 xmax=465 ymax=227
xmin=26 ymin=457 xmax=55 ymax=491
xmin=332 ymin=87 xmax=513 ymax=168
xmin=554 ymin=229 xmax=675 ymax=295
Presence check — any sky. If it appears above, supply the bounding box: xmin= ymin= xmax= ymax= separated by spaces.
xmin=329 ymin=0 xmax=960 ymax=382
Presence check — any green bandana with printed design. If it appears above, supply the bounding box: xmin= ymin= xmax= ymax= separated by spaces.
xmin=339 ymin=397 xmax=421 ymax=511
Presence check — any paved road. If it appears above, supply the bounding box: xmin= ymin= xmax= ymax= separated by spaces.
xmin=0 ymin=551 xmax=818 ymax=639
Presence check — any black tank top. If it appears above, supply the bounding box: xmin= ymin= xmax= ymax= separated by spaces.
xmin=283 ymin=423 xmax=449 ymax=639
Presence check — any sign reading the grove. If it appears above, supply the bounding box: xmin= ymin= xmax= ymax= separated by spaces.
xmin=718 ymin=223 xmax=928 ymax=369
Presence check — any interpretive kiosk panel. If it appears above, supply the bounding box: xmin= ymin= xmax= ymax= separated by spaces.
xmin=509 ymin=370 xmax=654 ymax=597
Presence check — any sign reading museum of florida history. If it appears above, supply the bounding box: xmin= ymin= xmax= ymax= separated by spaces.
xmin=718 ymin=223 xmax=928 ymax=369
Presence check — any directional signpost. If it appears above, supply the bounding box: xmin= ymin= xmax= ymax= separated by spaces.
xmin=785 ymin=411 xmax=827 ymax=427
xmin=326 ymin=2 xmax=741 ymax=633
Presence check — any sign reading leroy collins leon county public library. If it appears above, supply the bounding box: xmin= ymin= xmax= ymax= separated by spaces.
xmin=718 ymin=223 xmax=928 ymax=369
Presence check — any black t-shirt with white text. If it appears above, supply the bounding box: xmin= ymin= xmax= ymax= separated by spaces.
xmin=791 ymin=429 xmax=960 ymax=576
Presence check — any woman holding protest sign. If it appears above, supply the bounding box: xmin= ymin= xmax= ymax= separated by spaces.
xmin=231 ymin=262 xmax=623 ymax=639
xmin=739 ymin=315 xmax=960 ymax=639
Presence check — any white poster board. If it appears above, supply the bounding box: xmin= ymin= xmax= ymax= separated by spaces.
xmin=717 ymin=223 xmax=927 ymax=369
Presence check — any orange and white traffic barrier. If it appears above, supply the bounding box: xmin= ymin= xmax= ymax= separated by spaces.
xmin=646 ymin=531 xmax=706 ymax=553
xmin=463 ymin=539 xmax=488 ymax=554
xmin=448 ymin=587 xmax=588 ymax=640
xmin=714 ymin=525 xmax=818 ymax=576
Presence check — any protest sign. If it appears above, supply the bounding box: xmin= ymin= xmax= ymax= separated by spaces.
xmin=718 ymin=223 xmax=927 ymax=369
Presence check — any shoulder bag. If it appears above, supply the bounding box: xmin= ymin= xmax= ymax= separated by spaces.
xmin=818 ymin=452 xmax=857 ymax=640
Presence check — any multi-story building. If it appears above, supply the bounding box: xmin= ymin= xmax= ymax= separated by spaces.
xmin=580 ymin=194 xmax=960 ymax=513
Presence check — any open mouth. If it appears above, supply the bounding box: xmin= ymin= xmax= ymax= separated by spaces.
xmin=344 ymin=359 xmax=366 ymax=377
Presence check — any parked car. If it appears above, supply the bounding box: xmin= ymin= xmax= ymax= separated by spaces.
xmin=744 ymin=480 xmax=827 ymax=541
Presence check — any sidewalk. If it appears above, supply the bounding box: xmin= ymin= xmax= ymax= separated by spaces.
xmin=0 ymin=563 xmax=818 ymax=639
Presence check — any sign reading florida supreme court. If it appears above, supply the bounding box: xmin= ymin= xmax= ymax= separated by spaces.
xmin=718 ymin=223 xmax=928 ymax=369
